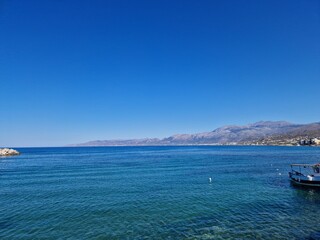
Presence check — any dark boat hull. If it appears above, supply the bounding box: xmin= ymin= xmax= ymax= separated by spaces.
xmin=290 ymin=177 xmax=320 ymax=187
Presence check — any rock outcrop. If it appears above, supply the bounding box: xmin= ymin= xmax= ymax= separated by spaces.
xmin=0 ymin=148 xmax=20 ymax=156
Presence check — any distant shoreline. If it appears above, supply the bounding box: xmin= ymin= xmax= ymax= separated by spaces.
xmin=65 ymin=144 xmax=320 ymax=147
xmin=5 ymin=144 xmax=320 ymax=148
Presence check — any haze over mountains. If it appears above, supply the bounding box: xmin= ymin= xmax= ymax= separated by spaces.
xmin=73 ymin=121 xmax=320 ymax=146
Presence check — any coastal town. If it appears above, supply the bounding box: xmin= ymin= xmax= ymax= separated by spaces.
xmin=241 ymin=137 xmax=320 ymax=146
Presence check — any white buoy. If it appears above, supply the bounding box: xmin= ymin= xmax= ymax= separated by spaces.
xmin=209 ymin=177 xmax=212 ymax=183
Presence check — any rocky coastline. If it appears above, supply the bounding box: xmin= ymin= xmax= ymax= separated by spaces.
xmin=0 ymin=148 xmax=20 ymax=156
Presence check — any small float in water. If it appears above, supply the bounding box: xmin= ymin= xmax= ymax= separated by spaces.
xmin=289 ymin=163 xmax=320 ymax=187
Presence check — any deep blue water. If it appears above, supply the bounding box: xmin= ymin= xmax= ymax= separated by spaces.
xmin=1 ymin=146 xmax=320 ymax=239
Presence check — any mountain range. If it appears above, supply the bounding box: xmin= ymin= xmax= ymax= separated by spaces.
xmin=73 ymin=121 xmax=320 ymax=146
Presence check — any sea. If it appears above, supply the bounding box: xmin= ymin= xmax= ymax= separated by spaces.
xmin=1 ymin=146 xmax=320 ymax=239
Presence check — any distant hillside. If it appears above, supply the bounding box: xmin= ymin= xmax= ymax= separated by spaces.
xmin=280 ymin=122 xmax=320 ymax=138
xmin=160 ymin=121 xmax=300 ymax=144
xmin=244 ymin=122 xmax=320 ymax=145
xmin=72 ymin=121 xmax=320 ymax=146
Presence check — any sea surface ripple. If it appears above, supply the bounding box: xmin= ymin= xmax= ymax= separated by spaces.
xmin=1 ymin=146 xmax=320 ymax=239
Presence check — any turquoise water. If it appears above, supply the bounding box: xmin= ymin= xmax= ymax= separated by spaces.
xmin=1 ymin=146 xmax=320 ymax=239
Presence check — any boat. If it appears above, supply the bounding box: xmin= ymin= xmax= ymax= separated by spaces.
xmin=289 ymin=163 xmax=320 ymax=187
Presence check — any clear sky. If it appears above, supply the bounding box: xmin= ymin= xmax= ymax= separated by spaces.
xmin=0 ymin=0 xmax=319 ymax=147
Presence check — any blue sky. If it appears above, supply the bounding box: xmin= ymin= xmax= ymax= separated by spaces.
xmin=0 ymin=0 xmax=319 ymax=147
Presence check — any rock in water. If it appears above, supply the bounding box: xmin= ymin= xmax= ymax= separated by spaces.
xmin=0 ymin=148 xmax=20 ymax=156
